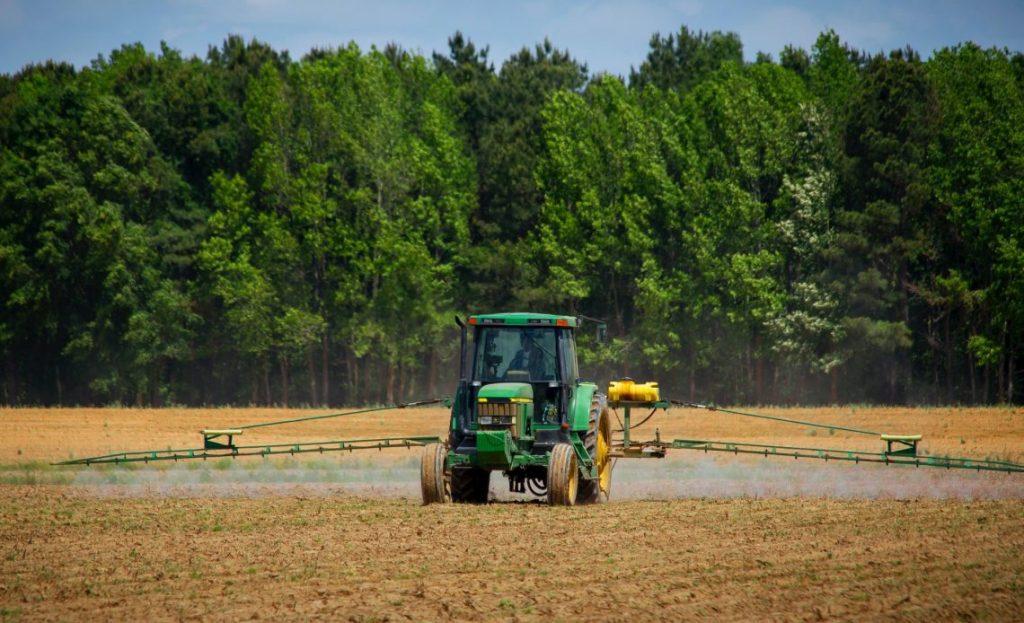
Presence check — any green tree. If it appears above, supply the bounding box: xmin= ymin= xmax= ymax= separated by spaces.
xmin=830 ymin=48 xmax=939 ymax=402
xmin=630 ymin=25 xmax=743 ymax=91
xmin=0 ymin=63 xmax=196 ymax=404
xmin=929 ymin=44 xmax=1024 ymax=402
xmin=534 ymin=76 xmax=677 ymax=375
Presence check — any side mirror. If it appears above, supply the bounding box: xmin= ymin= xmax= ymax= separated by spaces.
xmin=577 ymin=314 xmax=608 ymax=344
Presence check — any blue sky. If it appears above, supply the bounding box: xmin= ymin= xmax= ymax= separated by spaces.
xmin=2 ymin=0 xmax=1022 ymax=76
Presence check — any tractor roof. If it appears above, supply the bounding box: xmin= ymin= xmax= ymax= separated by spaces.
xmin=469 ymin=312 xmax=578 ymax=328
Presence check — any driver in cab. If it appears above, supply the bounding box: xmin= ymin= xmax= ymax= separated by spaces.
xmin=507 ymin=330 xmax=547 ymax=380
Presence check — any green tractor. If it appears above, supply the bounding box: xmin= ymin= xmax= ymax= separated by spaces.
xmin=420 ymin=312 xmax=613 ymax=506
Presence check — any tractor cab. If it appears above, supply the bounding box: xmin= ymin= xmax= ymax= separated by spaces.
xmin=447 ymin=313 xmax=584 ymax=461
xmin=470 ymin=314 xmax=579 ymax=429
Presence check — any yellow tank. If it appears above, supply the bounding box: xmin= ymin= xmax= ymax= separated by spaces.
xmin=608 ymin=378 xmax=633 ymax=401
xmin=608 ymin=379 xmax=660 ymax=402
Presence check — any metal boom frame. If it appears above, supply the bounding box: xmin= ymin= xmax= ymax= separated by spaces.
xmin=53 ymin=399 xmax=445 ymax=467
xmin=53 ymin=394 xmax=1024 ymax=477
xmin=608 ymin=401 xmax=1024 ymax=474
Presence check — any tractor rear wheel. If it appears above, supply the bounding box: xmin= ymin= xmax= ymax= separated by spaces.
xmin=451 ymin=467 xmax=490 ymax=503
xmin=577 ymin=394 xmax=613 ymax=504
xmin=547 ymin=443 xmax=578 ymax=506
xmin=420 ymin=443 xmax=450 ymax=504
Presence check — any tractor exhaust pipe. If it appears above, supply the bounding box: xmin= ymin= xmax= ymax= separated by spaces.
xmin=455 ymin=315 xmax=467 ymax=382
xmin=455 ymin=315 xmax=470 ymax=432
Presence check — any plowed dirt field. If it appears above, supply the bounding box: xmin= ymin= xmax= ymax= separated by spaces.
xmin=1 ymin=406 xmax=1023 ymax=622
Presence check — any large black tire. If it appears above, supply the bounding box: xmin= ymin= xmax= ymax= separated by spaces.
xmin=547 ymin=443 xmax=578 ymax=506
xmin=451 ymin=467 xmax=490 ymax=503
xmin=577 ymin=394 xmax=613 ymax=504
xmin=420 ymin=443 xmax=450 ymax=504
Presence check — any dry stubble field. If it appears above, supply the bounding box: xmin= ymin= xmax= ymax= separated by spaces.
xmin=1 ymin=406 xmax=1023 ymax=622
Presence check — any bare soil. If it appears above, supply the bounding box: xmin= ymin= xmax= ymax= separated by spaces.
xmin=1 ymin=490 xmax=1022 ymax=622
xmin=1 ymin=406 xmax=1022 ymax=621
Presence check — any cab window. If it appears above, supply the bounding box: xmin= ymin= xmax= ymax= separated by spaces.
xmin=559 ymin=330 xmax=578 ymax=381
xmin=473 ymin=327 xmax=558 ymax=382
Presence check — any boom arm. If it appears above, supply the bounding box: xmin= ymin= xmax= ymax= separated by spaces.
xmin=608 ymin=400 xmax=1024 ymax=474
xmin=53 ymin=399 xmax=446 ymax=466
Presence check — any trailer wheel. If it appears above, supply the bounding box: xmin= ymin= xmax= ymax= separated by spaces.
xmin=548 ymin=443 xmax=578 ymax=506
xmin=577 ymin=394 xmax=613 ymax=504
xmin=420 ymin=443 xmax=450 ymax=504
xmin=451 ymin=467 xmax=490 ymax=503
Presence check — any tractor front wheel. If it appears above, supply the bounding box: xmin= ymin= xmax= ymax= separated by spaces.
xmin=420 ymin=443 xmax=450 ymax=504
xmin=451 ymin=467 xmax=490 ymax=503
xmin=547 ymin=443 xmax=578 ymax=506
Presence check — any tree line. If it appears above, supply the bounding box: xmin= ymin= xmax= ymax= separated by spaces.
xmin=2 ymin=28 xmax=1023 ymax=406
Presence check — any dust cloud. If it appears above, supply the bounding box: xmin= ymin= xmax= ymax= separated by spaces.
xmin=607 ymin=455 xmax=1024 ymax=500
xmin=61 ymin=453 xmax=1024 ymax=501
xmin=69 ymin=456 xmax=421 ymax=499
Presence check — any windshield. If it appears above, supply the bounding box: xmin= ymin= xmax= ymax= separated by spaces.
xmin=473 ymin=327 xmax=558 ymax=382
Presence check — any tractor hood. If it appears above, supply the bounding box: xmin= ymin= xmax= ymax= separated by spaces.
xmin=477 ymin=382 xmax=533 ymax=402
xmin=474 ymin=382 xmax=533 ymax=469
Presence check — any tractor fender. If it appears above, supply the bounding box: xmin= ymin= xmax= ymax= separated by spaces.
xmin=569 ymin=382 xmax=599 ymax=431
